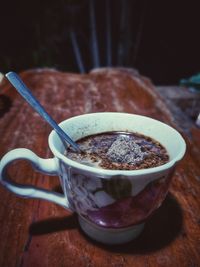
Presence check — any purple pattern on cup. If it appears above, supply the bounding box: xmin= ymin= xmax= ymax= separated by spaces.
xmin=60 ymin=161 xmax=173 ymax=229
xmin=87 ymin=174 xmax=172 ymax=228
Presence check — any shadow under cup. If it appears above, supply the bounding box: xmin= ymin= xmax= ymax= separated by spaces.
xmin=49 ymin=112 xmax=186 ymax=244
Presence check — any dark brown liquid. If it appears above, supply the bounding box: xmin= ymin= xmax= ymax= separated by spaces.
xmin=65 ymin=132 xmax=169 ymax=170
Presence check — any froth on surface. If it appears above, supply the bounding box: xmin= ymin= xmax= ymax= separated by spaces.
xmin=106 ymin=136 xmax=148 ymax=164
xmin=66 ymin=132 xmax=169 ymax=170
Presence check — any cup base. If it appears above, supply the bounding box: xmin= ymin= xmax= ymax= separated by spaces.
xmin=78 ymin=216 xmax=144 ymax=245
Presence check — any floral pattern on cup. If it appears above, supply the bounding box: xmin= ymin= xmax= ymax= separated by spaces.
xmin=60 ymin=161 xmax=109 ymax=215
xmin=59 ymin=161 xmax=133 ymax=215
xmin=59 ymin=160 xmax=173 ymax=228
xmin=87 ymin=173 xmax=172 ymax=228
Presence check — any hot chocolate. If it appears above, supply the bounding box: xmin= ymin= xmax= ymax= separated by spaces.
xmin=65 ymin=132 xmax=169 ymax=170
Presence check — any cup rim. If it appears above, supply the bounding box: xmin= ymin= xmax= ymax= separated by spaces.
xmin=48 ymin=112 xmax=186 ymax=177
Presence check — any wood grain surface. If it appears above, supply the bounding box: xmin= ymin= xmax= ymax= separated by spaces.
xmin=0 ymin=68 xmax=199 ymax=267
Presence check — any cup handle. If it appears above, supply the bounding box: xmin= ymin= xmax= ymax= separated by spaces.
xmin=0 ymin=148 xmax=69 ymax=209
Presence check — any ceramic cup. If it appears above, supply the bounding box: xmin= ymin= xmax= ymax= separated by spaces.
xmin=0 ymin=112 xmax=186 ymax=244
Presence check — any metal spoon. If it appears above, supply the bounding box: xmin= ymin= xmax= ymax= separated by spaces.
xmin=5 ymin=71 xmax=81 ymax=152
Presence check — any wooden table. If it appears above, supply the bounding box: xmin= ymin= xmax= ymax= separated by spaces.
xmin=0 ymin=68 xmax=199 ymax=267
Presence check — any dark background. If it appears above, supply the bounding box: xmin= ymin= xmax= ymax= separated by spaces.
xmin=0 ymin=0 xmax=199 ymax=85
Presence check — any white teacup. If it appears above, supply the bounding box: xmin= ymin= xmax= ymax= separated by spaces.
xmin=0 ymin=112 xmax=186 ymax=244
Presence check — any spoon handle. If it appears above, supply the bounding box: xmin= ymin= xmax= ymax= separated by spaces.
xmin=6 ymin=72 xmax=80 ymax=152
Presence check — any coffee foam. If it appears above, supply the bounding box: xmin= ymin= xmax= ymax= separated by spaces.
xmin=106 ymin=136 xmax=147 ymax=164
